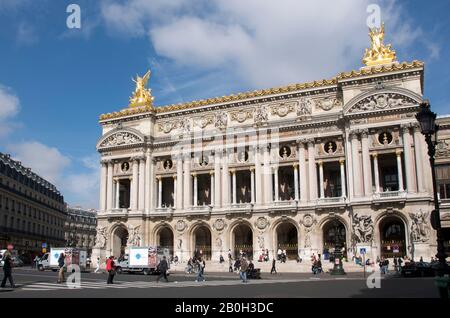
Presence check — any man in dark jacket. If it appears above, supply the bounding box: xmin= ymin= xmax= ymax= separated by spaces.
xmin=156 ymin=256 xmax=169 ymax=283
xmin=1 ymin=246 xmax=15 ymax=288
xmin=57 ymin=253 xmax=66 ymax=284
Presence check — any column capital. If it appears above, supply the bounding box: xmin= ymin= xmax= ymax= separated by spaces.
xmin=395 ymin=149 xmax=403 ymax=156
xmin=401 ymin=123 xmax=412 ymax=133
xmin=173 ymin=175 xmax=177 ymax=179
xmin=339 ymin=158 xmax=345 ymax=165
xmin=156 ymin=175 xmax=162 ymax=181
xmin=306 ymin=138 xmax=315 ymax=147
xmin=229 ymin=169 xmax=236 ymax=174
xmin=100 ymin=159 xmax=111 ymax=165
xmin=360 ymin=128 xmax=369 ymax=138
xmin=371 ymin=152 xmax=378 ymax=158
xmin=292 ymin=163 xmax=298 ymax=168
xmin=249 ymin=167 xmax=255 ymax=172
xmin=317 ymin=160 xmax=323 ymax=166
xmin=272 ymin=165 xmax=279 ymax=172
xmin=191 ymin=172 xmax=197 ymax=177
xmin=349 ymin=130 xmax=360 ymax=139
xmin=209 ymin=170 xmax=214 ymax=176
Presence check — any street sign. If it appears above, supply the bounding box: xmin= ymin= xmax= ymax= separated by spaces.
xmin=42 ymin=248 xmax=46 ymax=253
xmin=42 ymin=243 xmax=47 ymax=248
xmin=360 ymin=248 xmax=366 ymax=255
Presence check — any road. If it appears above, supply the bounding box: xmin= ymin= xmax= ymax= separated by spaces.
xmin=0 ymin=267 xmax=440 ymax=298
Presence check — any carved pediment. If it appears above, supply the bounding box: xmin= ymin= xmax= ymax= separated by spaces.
xmin=97 ymin=128 xmax=145 ymax=150
xmin=344 ymin=88 xmax=422 ymax=115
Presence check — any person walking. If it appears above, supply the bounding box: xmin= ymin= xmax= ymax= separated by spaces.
xmin=195 ymin=258 xmax=205 ymax=282
xmin=156 ymin=256 xmax=169 ymax=283
xmin=33 ymin=255 xmax=40 ymax=270
xmin=239 ymin=256 xmax=249 ymax=283
xmin=94 ymin=256 xmax=101 ymax=273
xmin=1 ymin=245 xmax=15 ymax=288
xmin=57 ymin=252 xmax=66 ymax=284
xmin=270 ymin=258 xmax=277 ymax=274
xmin=228 ymin=255 xmax=233 ymax=273
xmin=106 ymin=256 xmax=116 ymax=284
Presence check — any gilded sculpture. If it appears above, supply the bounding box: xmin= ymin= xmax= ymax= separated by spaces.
xmin=129 ymin=70 xmax=154 ymax=107
xmin=362 ymin=23 xmax=396 ymax=66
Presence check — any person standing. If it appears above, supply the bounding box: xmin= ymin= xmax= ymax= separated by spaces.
xmin=57 ymin=252 xmax=66 ymax=284
xmin=106 ymin=256 xmax=116 ymax=284
xmin=33 ymin=255 xmax=40 ymax=270
xmin=156 ymin=256 xmax=169 ymax=283
xmin=277 ymin=248 xmax=282 ymax=261
xmin=228 ymin=255 xmax=233 ymax=273
xmin=270 ymin=258 xmax=277 ymax=274
xmin=239 ymin=256 xmax=249 ymax=283
xmin=94 ymin=256 xmax=101 ymax=273
xmin=1 ymin=246 xmax=15 ymax=288
xmin=195 ymin=258 xmax=205 ymax=282
xmin=393 ymin=257 xmax=398 ymax=272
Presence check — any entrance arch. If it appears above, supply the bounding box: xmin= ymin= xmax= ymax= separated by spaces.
xmin=322 ymin=219 xmax=347 ymax=260
xmin=232 ymin=224 xmax=253 ymax=260
xmin=379 ymin=216 xmax=406 ymax=258
xmin=193 ymin=225 xmax=212 ymax=260
xmin=276 ymin=222 xmax=298 ymax=260
xmin=157 ymin=227 xmax=174 ymax=257
xmin=111 ymin=226 xmax=128 ymax=258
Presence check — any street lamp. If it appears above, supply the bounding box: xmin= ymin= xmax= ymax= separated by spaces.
xmin=330 ymin=220 xmax=346 ymax=275
xmin=415 ymin=101 xmax=448 ymax=297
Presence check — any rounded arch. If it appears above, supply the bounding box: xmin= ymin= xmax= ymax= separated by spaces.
xmin=96 ymin=127 xmax=146 ymax=151
xmin=272 ymin=218 xmax=300 ymax=259
xmin=109 ymin=223 xmax=128 ymax=258
xmin=155 ymin=225 xmax=174 ymax=257
xmin=228 ymin=220 xmax=254 ymax=260
xmin=321 ymin=217 xmax=348 ymax=260
xmin=376 ymin=212 xmax=409 ymax=259
xmin=343 ymin=87 xmax=423 ymax=115
xmin=190 ymin=222 xmax=212 ymax=260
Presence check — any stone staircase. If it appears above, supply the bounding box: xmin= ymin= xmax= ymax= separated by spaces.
xmin=170 ymin=259 xmax=368 ymax=273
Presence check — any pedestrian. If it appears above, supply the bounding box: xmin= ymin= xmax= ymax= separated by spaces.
xmin=156 ymin=256 xmax=169 ymax=283
xmin=33 ymin=255 xmax=40 ymax=270
xmin=57 ymin=252 xmax=66 ymax=284
xmin=228 ymin=255 xmax=233 ymax=273
xmin=219 ymin=254 xmax=224 ymax=264
xmin=106 ymin=256 xmax=116 ymax=284
xmin=239 ymin=256 xmax=249 ymax=283
xmin=270 ymin=258 xmax=277 ymax=274
xmin=195 ymin=258 xmax=205 ymax=282
xmin=94 ymin=256 xmax=101 ymax=273
xmin=277 ymin=248 xmax=282 ymax=261
xmin=1 ymin=245 xmax=15 ymax=288
xmin=383 ymin=258 xmax=389 ymax=274
xmin=393 ymin=257 xmax=398 ymax=272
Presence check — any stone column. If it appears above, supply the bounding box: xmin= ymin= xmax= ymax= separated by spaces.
xmin=138 ymin=158 xmax=145 ymax=211
xmin=402 ymin=125 xmax=415 ymax=193
xmin=210 ymin=171 xmax=214 ymax=206
xmin=350 ymin=132 xmax=363 ymax=197
xmin=250 ymin=167 xmax=255 ymax=204
xmin=339 ymin=159 xmax=346 ymax=198
xmin=254 ymin=146 xmax=263 ymax=205
xmin=345 ymin=132 xmax=354 ymax=200
xmin=372 ymin=153 xmax=380 ymax=193
xmin=222 ymin=149 xmax=230 ymax=207
xmin=361 ymin=129 xmax=372 ymax=196
xmin=396 ymin=150 xmax=404 ymax=192
xmin=293 ymin=163 xmax=299 ymax=201
xmin=231 ymin=169 xmax=237 ymax=204
xmin=214 ymin=151 xmax=221 ymax=207
xmin=99 ymin=160 xmax=107 ymax=212
xmin=175 ymin=155 xmax=183 ymax=210
xmin=263 ymin=145 xmax=272 ymax=204
xmin=298 ymin=140 xmax=307 ymax=203
xmin=145 ymin=151 xmax=151 ymax=213
xmin=115 ymin=179 xmax=120 ymax=209
xmin=193 ymin=173 xmax=198 ymax=207
xmin=307 ymin=140 xmax=317 ymax=200
xmin=173 ymin=175 xmax=177 ymax=208
xmin=318 ymin=161 xmax=325 ymax=199
xmin=413 ymin=124 xmax=425 ymax=193
xmin=150 ymin=159 xmax=156 ymax=210
xmin=106 ymin=161 xmax=113 ymax=211
xmin=157 ymin=176 xmax=162 ymax=208
xmin=273 ymin=166 xmax=279 ymax=201
xmin=130 ymin=158 xmax=139 ymax=211
xmin=183 ymin=154 xmax=192 ymax=208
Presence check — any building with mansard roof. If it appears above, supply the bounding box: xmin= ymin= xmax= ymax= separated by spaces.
xmin=92 ymin=25 xmax=450 ymax=265
xmin=0 ymin=152 xmax=66 ymax=260
xmin=64 ymin=206 xmax=97 ymax=254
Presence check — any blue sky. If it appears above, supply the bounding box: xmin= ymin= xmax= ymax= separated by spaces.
xmin=0 ymin=0 xmax=449 ymax=209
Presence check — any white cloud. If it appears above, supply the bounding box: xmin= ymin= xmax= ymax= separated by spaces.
xmin=101 ymin=0 xmax=440 ymax=89
xmin=0 ymin=85 xmax=20 ymax=137
xmin=7 ymin=141 xmax=71 ymax=185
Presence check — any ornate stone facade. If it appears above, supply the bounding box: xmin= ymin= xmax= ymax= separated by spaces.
xmin=93 ymin=43 xmax=450 ymax=266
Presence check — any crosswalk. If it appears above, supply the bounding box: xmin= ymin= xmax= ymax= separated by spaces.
xmin=17 ymin=276 xmax=371 ymax=292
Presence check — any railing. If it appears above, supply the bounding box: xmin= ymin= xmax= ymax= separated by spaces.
xmin=317 ymin=197 xmax=346 ymax=204
xmin=272 ymin=200 xmax=297 ymax=207
xmin=111 ymin=208 xmax=129 ymax=213
xmin=373 ymin=191 xmax=406 ymax=199
xmin=230 ymin=203 xmax=254 ymax=210
xmin=191 ymin=205 xmax=212 ymax=213
xmin=154 ymin=206 xmax=174 ymax=214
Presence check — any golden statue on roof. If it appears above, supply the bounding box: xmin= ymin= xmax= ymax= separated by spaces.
xmin=129 ymin=70 xmax=154 ymax=107
xmin=362 ymin=23 xmax=396 ymax=66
